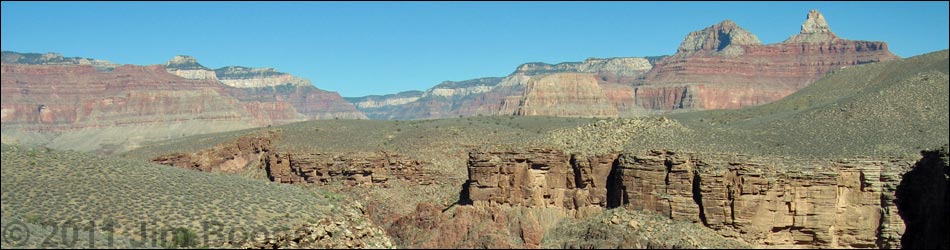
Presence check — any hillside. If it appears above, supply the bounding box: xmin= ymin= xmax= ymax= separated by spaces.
xmin=0 ymin=143 xmax=393 ymax=248
xmin=537 ymin=50 xmax=948 ymax=158
xmin=114 ymin=49 xmax=949 ymax=249
xmin=124 ymin=116 xmax=599 ymax=211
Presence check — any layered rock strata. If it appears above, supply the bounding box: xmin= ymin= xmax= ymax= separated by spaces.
xmin=345 ymin=57 xmax=654 ymax=119
xmin=0 ymin=63 xmax=263 ymax=128
xmin=1 ymin=53 xmax=366 ymax=152
xmin=165 ymin=55 xmax=218 ymax=80
xmin=346 ymin=10 xmax=899 ymax=119
xmin=461 ymin=148 xmax=938 ymax=248
xmin=262 ymin=151 xmax=435 ymax=187
xmin=163 ymin=56 xmax=366 ymax=120
xmin=640 ymin=9 xmax=898 ymax=111
xmin=151 ymin=131 xmax=277 ymax=173
xmin=152 ymin=132 xmax=435 ymax=187
xmin=515 ymin=73 xmax=620 ymax=117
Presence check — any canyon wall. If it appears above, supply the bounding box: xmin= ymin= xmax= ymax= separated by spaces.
xmin=151 ymin=132 xmax=436 ymax=187
xmin=459 ymin=147 xmax=950 ymax=249
xmin=639 ymin=10 xmax=898 ymax=111
xmin=0 ymin=63 xmax=259 ymax=128
xmin=345 ymin=10 xmax=899 ymax=119
xmin=515 ymin=73 xmax=620 ymax=117
xmin=1 ymin=53 xmax=366 ymax=152
xmin=345 ymin=57 xmax=653 ymax=119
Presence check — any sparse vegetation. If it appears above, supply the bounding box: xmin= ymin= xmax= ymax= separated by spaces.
xmin=537 ymin=50 xmax=949 ymax=158
xmin=542 ymin=208 xmax=750 ymax=249
xmin=1 ymin=144 xmax=339 ymax=248
xmin=7 ymin=50 xmax=947 ymax=249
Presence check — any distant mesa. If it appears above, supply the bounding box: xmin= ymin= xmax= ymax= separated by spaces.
xmin=1 ymin=51 xmax=118 ymax=71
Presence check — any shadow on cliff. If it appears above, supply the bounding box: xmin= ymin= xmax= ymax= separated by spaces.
xmin=895 ymin=144 xmax=949 ymax=249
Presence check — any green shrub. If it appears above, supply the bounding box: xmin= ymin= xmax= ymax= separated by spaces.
xmin=163 ymin=227 xmax=199 ymax=249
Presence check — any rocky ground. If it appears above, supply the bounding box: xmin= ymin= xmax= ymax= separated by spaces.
xmin=109 ymin=50 xmax=949 ymax=249
xmin=542 ymin=208 xmax=751 ymax=249
xmin=0 ymin=143 xmax=396 ymax=249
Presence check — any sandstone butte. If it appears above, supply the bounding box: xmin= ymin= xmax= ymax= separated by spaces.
xmin=345 ymin=9 xmax=898 ymax=119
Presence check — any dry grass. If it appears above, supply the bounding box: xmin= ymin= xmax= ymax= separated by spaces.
xmin=1 ymin=144 xmax=337 ymax=248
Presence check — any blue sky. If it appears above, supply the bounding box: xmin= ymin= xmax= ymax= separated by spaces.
xmin=2 ymin=1 xmax=948 ymax=97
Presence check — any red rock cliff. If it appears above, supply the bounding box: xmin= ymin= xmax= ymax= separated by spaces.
xmin=462 ymin=148 xmax=921 ymax=249
xmin=639 ymin=10 xmax=899 ymax=111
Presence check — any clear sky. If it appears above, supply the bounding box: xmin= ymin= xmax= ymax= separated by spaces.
xmin=2 ymin=1 xmax=948 ymax=97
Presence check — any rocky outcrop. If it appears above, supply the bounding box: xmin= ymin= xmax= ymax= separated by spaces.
xmin=389 ymin=202 xmax=571 ymax=249
xmin=465 ymin=149 xmax=617 ymax=218
xmin=164 ymin=55 xmax=218 ymax=80
xmin=641 ymin=10 xmax=898 ymax=111
xmin=617 ymin=150 xmax=912 ymax=248
xmin=262 ymin=151 xmax=435 ymax=187
xmin=152 ymin=131 xmax=277 ymax=173
xmin=785 ymin=9 xmax=837 ymax=43
xmin=462 ymin=148 xmax=927 ymax=248
xmin=675 ymin=20 xmax=762 ymax=57
xmin=152 ymin=132 xmax=435 ymax=187
xmin=228 ymin=200 xmax=395 ymax=249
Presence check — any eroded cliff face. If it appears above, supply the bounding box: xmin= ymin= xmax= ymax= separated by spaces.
xmin=225 ymin=83 xmax=367 ymax=121
xmin=165 ymin=55 xmax=219 ymax=80
xmin=346 ymin=10 xmax=899 ymax=119
xmin=641 ymin=10 xmax=898 ymax=111
xmin=214 ymin=66 xmax=309 ymax=88
xmin=345 ymin=57 xmax=654 ymax=119
xmin=0 ymin=63 xmax=260 ymax=128
xmin=515 ymin=73 xmax=619 ymax=117
xmin=261 ymin=151 xmax=435 ymax=187
xmin=152 ymin=131 xmax=278 ymax=173
xmin=152 ymin=131 xmax=436 ymax=187
xmin=1 ymin=54 xmax=366 ymax=152
xmin=459 ymin=148 xmax=929 ymax=249
xmin=617 ymin=151 xmax=912 ymax=248
xmin=173 ymin=56 xmax=367 ymax=121
xmin=164 ymin=55 xmax=366 ymax=121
